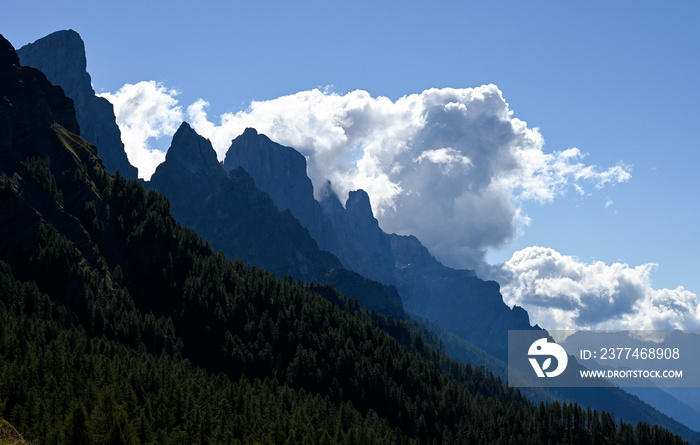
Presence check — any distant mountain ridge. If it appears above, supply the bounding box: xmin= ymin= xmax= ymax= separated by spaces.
xmin=13 ymin=29 xmax=533 ymax=358
xmin=149 ymin=122 xmax=405 ymax=319
xmin=224 ymin=127 xmax=534 ymax=359
xmin=225 ymin=128 xmax=397 ymax=284
xmin=17 ymin=29 xmax=138 ymax=179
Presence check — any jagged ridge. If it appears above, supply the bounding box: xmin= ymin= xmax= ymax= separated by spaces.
xmin=149 ymin=122 xmax=405 ymax=319
xmin=224 ymin=126 xmax=535 ymax=359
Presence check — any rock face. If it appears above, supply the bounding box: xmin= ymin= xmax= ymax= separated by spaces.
xmin=319 ymin=188 xmax=396 ymax=284
xmin=224 ymin=128 xmax=317 ymax=223
xmin=223 ymin=128 xmax=341 ymax=255
xmin=391 ymin=233 xmax=533 ymax=358
xmin=17 ymin=30 xmax=138 ymax=179
xmin=150 ymin=123 xmax=335 ymax=281
xmin=150 ymin=123 xmax=405 ymax=319
xmin=161 ymin=122 xmax=227 ymax=181
xmin=0 ymin=33 xmax=106 ymax=279
xmin=0 ymin=34 xmax=80 ymax=167
xmin=223 ymin=127 xmax=536 ymax=359
xmin=225 ymin=129 xmax=396 ymax=284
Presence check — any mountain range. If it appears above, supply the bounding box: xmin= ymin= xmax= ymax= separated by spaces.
xmin=222 ymin=126 xmax=534 ymax=359
xmin=148 ymin=121 xmax=405 ymax=319
xmin=2 ymin=29 xmax=698 ymax=443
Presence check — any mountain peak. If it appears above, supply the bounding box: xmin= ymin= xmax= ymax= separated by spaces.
xmin=346 ymin=189 xmax=374 ymax=219
xmin=318 ymin=180 xmax=341 ymax=204
xmin=242 ymin=127 xmax=258 ymax=137
xmin=17 ymin=30 xmax=88 ymax=91
xmin=223 ymin=127 xmax=316 ymax=217
xmin=162 ymin=122 xmax=225 ymax=178
xmin=17 ymin=30 xmax=138 ymax=179
xmin=224 ymin=128 xmax=304 ymax=172
xmin=0 ymin=34 xmax=80 ymax=156
xmin=0 ymin=34 xmax=19 ymax=67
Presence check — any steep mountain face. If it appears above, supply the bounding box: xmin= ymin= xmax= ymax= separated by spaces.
xmin=223 ymin=129 xmax=343 ymax=261
xmin=223 ymin=127 xmax=534 ymax=359
xmin=149 ymin=122 xmax=339 ymax=283
xmin=0 ymin=34 xmax=99 ymax=278
xmin=149 ymin=123 xmax=405 ymax=319
xmin=0 ymin=36 xmax=79 ymax=145
xmin=390 ymin=233 xmax=534 ymax=358
xmin=223 ymin=128 xmax=319 ymax=227
xmin=17 ymin=29 xmax=138 ymax=179
xmin=319 ymin=188 xmax=397 ymax=284
xmin=322 ymin=186 xmax=534 ymax=359
xmin=224 ymin=129 xmax=393 ymax=284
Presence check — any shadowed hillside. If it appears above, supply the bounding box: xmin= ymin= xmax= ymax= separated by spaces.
xmin=1 ymin=32 xmax=695 ymax=445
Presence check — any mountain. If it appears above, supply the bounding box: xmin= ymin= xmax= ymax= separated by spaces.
xmin=319 ymin=187 xmax=398 ymax=284
xmin=16 ymin=29 xmax=138 ymax=179
xmin=149 ymin=122 xmax=339 ymax=282
xmin=223 ymin=127 xmax=325 ymax=239
xmin=224 ymin=127 xmax=535 ymax=360
xmin=225 ymin=129 xmax=396 ymax=284
xmin=392 ymin=233 xmax=536 ymax=358
xmin=4 ymin=33 xmax=688 ymax=444
xmin=624 ymin=387 xmax=700 ymax=434
xmin=149 ymin=122 xmax=405 ymax=319
xmin=218 ymin=113 xmax=700 ymax=438
xmin=7 ymin=29 xmax=700 ymax=443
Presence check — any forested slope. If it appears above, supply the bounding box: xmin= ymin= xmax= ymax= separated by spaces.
xmin=0 ymin=34 xmax=690 ymax=444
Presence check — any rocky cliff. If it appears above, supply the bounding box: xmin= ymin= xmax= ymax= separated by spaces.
xmin=150 ymin=123 xmax=405 ymax=319
xmin=223 ymin=128 xmax=341 ymax=255
xmin=0 ymin=35 xmax=79 ymax=156
xmin=224 ymin=129 xmax=396 ymax=284
xmin=223 ymin=127 xmax=536 ymax=358
xmin=17 ymin=30 xmax=138 ymax=179
xmin=150 ymin=123 xmax=338 ymax=282
xmin=0 ymin=34 xmax=106 ymax=281
xmin=319 ymin=187 xmax=397 ymax=284
xmin=224 ymin=128 xmax=317 ymax=224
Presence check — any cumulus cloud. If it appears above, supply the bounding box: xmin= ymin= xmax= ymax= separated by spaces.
xmin=414 ymin=148 xmax=472 ymax=170
xmin=500 ymin=246 xmax=700 ymax=331
xmin=184 ymin=85 xmax=630 ymax=268
xmin=102 ymin=82 xmax=630 ymax=267
xmin=99 ymin=81 xmax=183 ymax=179
xmin=101 ymin=82 xmax=699 ymax=332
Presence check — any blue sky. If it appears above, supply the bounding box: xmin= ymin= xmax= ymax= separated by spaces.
xmin=3 ymin=1 xmax=700 ymax=331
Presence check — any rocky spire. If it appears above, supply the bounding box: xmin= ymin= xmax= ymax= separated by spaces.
xmin=162 ymin=122 xmax=226 ymax=179
xmin=223 ymin=127 xmax=316 ymax=220
xmin=17 ymin=30 xmax=138 ymax=178
xmin=0 ymin=33 xmax=80 ymax=161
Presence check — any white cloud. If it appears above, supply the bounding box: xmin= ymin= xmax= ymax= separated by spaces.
xmin=414 ymin=148 xmax=472 ymax=171
xmin=101 ymin=82 xmax=700 ymax=333
xmin=185 ymin=85 xmax=630 ymax=268
xmin=499 ymin=246 xmax=700 ymax=331
xmin=99 ymin=81 xmax=183 ymax=179
xmin=104 ymin=82 xmax=630 ymax=268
